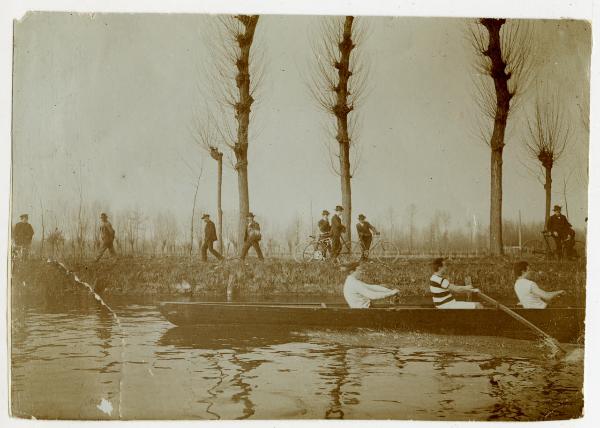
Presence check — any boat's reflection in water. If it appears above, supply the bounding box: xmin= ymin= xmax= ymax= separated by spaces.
xmin=11 ymin=293 xmax=584 ymax=421
xmin=158 ymin=324 xmax=304 ymax=350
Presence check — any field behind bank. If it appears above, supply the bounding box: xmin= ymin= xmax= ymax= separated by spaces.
xmin=11 ymin=256 xmax=586 ymax=306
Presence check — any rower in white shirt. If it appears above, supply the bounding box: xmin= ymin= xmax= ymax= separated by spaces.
xmin=342 ymin=262 xmax=399 ymax=308
xmin=513 ymin=261 xmax=565 ymax=309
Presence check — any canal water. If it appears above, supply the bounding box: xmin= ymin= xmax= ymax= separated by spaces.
xmin=11 ymin=292 xmax=584 ymax=421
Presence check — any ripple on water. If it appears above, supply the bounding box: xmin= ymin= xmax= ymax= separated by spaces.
xmin=11 ymin=299 xmax=584 ymax=420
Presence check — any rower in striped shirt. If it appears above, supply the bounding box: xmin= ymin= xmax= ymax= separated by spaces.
xmin=430 ymin=258 xmax=483 ymax=309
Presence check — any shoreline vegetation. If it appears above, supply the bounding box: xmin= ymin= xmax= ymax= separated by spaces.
xmin=11 ymin=256 xmax=586 ymax=306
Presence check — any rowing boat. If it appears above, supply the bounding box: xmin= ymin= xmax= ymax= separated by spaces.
xmin=159 ymin=302 xmax=584 ymax=343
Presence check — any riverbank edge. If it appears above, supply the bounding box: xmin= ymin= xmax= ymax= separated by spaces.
xmin=10 ymin=256 xmax=586 ymax=305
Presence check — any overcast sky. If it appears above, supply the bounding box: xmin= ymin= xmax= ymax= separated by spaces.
xmin=11 ymin=13 xmax=590 ymax=237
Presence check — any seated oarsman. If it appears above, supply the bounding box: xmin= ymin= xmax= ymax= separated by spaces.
xmin=513 ymin=261 xmax=565 ymax=309
xmin=430 ymin=258 xmax=483 ymax=309
xmin=342 ymin=262 xmax=399 ymax=308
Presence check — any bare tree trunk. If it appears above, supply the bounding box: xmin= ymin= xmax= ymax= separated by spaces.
xmin=39 ymin=201 xmax=45 ymax=258
xmin=336 ymin=16 xmax=355 ymax=245
xmin=217 ymin=155 xmax=223 ymax=254
xmin=562 ymin=177 xmax=569 ymax=219
xmin=544 ymin=165 xmax=552 ymax=229
xmin=481 ymin=18 xmax=511 ymax=256
xmin=190 ymin=171 xmax=202 ymax=256
xmin=226 ymin=15 xmax=259 ymax=252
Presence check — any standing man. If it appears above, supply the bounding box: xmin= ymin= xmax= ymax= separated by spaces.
xmin=356 ymin=214 xmax=379 ymax=260
xmin=200 ymin=214 xmax=223 ymax=262
xmin=331 ymin=205 xmax=346 ymax=262
xmin=547 ymin=205 xmax=572 ymax=260
xmin=241 ymin=212 xmax=264 ymax=261
xmin=317 ymin=210 xmax=332 ymax=258
xmin=12 ymin=214 xmax=34 ymax=260
xmin=95 ymin=213 xmax=116 ymax=261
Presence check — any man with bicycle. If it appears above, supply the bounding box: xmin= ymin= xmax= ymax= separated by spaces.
xmin=356 ymin=214 xmax=379 ymax=260
xmin=316 ymin=210 xmax=332 ymax=258
xmin=331 ymin=206 xmax=346 ymax=262
xmin=12 ymin=213 xmax=34 ymax=260
xmin=547 ymin=205 xmax=576 ymax=260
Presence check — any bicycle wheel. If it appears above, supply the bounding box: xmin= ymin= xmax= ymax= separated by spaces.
xmin=293 ymin=242 xmax=306 ymax=262
xmin=569 ymin=240 xmax=586 ymax=259
xmin=370 ymin=240 xmax=400 ymax=263
xmin=338 ymin=241 xmax=363 ymax=263
xmin=521 ymin=240 xmax=545 ymax=256
xmin=301 ymin=242 xmax=326 ymax=262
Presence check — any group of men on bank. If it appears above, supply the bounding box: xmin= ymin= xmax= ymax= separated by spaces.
xmin=11 ymin=202 xmax=579 ymax=264
xmin=317 ymin=205 xmax=379 ymax=261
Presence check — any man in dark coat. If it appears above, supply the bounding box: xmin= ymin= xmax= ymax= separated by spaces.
xmin=200 ymin=214 xmax=223 ymax=261
xmin=316 ymin=210 xmax=332 ymax=258
xmin=331 ymin=206 xmax=346 ymax=261
xmin=12 ymin=213 xmax=34 ymax=260
xmin=95 ymin=212 xmax=117 ymax=261
xmin=356 ymin=214 xmax=380 ymax=260
xmin=241 ymin=212 xmax=264 ymax=261
xmin=547 ymin=205 xmax=574 ymax=260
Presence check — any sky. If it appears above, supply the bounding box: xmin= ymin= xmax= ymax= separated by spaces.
xmin=10 ymin=13 xmax=591 ymax=238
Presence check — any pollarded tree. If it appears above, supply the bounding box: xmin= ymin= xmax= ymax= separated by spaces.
xmin=469 ymin=19 xmax=534 ymax=255
xmin=525 ymin=92 xmax=570 ymax=229
xmin=191 ymin=113 xmax=224 ymax=255
xmin=310 ymin=16 xmax=369 ymax=245
xmin=208 ymin=15 xmax=262 ymax=250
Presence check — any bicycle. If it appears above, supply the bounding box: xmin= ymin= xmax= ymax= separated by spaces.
xmin=295 ymin=234 xmax=362 ymax=263
xmin=522 ymin=231 xmax=584 ymax=260
xmin=358 ymin=234 xmax=400 ymax=263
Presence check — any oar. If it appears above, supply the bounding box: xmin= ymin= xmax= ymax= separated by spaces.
xmin=475 ymin=290 xmax=566 ymax=355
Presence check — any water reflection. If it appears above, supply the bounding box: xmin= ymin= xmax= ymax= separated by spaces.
xmin=158 ymin=325 xmax=301 ymax=350
xmin=11 ymin=294 xmax=584 ymax=421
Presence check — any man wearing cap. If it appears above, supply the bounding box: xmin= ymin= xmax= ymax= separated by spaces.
xmin=547 ymin=205 xmax=574 ymax=260
xmin=12 ymin=214 xmax=34 ymax=260
xmin=356 ymin=214 xmax=379 ymax=260
xmin=200 ymin=214 xmax=223 ymax=262
xmin=95 ymin=213 xmax=116 ymax=261
xmin=342 ymin=262 xmax=400 ymax=308
xmin=241 ymin=212 xmax=264 ymax=261
xmin=331 ymin=206 xmax=346 ymax=261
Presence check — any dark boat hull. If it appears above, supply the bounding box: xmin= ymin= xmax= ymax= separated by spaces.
xmin=159 ymin=302 xmax=585 ymax=343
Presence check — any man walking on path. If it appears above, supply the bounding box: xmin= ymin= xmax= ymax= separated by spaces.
xmin=331 ymin=206 xmax=346 ymax=262
xmin=200 ymin=214 xmax=223 ymax=262
xmin=356 ymin=214 xmax=379 ymax=260
xmin=12 ymin=213 xmax=34 ymax=260
xmin=547 ymin=205 xmax=574 ymax=260
xmin=95 ymin=213 xmax=116 ymax=261
xmin=241 ymin=212 xmax=264 ymax=261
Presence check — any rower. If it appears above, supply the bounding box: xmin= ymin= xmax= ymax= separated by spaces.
xmin=513 ymin=261 xmax=565 ymax=309
xmin=430 ymin=258 xmax=483 ymax=309
xmin=341 ymin=262 xmax=399 ymax=308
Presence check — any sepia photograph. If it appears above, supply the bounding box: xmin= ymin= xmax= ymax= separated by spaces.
xmin=3 ymin=0 xmax=597 ymax=423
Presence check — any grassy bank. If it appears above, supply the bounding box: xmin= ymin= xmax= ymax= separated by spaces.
xmin=11 ymin=256 xmax=586 ymax=304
